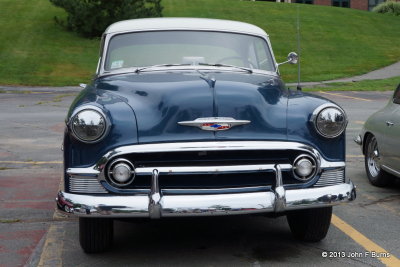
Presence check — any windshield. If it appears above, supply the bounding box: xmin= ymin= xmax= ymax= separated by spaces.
xmin=104 ymin=31 xmax=276 ymax=72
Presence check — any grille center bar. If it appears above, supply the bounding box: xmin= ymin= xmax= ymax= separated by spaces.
xmin=136 ymin=164 xmax=292 ymax=175
xmin=148 ymin=163 xmax=287 ymax=218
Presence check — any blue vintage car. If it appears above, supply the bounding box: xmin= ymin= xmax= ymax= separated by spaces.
xmin=56 ymin=18 xmax=356 ymax=253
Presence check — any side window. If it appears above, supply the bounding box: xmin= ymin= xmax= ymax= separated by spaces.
xmin=393 ymin=84 xmax=400 ymax=104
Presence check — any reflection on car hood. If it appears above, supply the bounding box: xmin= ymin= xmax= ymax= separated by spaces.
xmin=95 ymin=71 xmax=288 ymax=143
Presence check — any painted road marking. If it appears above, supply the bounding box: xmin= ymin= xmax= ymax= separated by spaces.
xmin=319 ymin=91 xmax=372 ymax=102
xmin=0 ymin=160 xmax=62 ymax=165
xmin=37 ymin=224 xmax=63 ymax=267
xmin=347 ymin=155 xmax=364 ymax=158
xmin=355 ymin=121 xmax=365 ymax=125
xmin=332 ymin=214 xmax=400 ymax=267
xmin=38 ymin=177 xmax=65 ymax=267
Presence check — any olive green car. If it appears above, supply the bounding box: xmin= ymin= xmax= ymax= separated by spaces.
xmin=355 ymin=84 xmax=400 ymax=186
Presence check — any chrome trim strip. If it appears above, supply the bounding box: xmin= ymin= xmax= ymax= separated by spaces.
xmin=56 ymin=181 xmax=356 ymax=217
xmin=67 ymin=168 xmax=100 ymax=176
xmin=161 ymin=186 xmax=270 ymax=195
xmin=135 ymin=164 xmax=292 ymax=175
xmin=381 ymin=165 xmax=400 ymax=178
xmin=92 ymin=141 xmax=337 ymax=170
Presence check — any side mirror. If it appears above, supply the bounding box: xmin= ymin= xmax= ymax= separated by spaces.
xmin=278 ymin=52 xmax=298 ymax=66
xmin=79 ymin=83 xmax=87 ymax=89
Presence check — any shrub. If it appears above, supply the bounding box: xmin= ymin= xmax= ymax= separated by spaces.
xmin=50 ymin=0 xmax=163 ymax=37
xmin=372 ymin=1 xmax=400 ymax=16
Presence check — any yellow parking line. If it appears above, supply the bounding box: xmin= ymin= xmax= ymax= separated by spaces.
xmin=37 ymin=224 xmax=63 ymax=267
xmin=332 ymin=214 xmax=400 ymax=266
xmin=346 ymin=155 xmax=364 ymax=158
xmin=319 ymin=91 xmax=371 ymax=102
xmin=0 ymin=160 xmax=62 ymax=165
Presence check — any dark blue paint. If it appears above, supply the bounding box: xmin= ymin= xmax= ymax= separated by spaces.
xmin=64 ymin=71 xmax=345 ymax=169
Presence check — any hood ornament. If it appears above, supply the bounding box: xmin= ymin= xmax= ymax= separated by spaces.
xmin=178 ymin=117 xmax=250 ymax=131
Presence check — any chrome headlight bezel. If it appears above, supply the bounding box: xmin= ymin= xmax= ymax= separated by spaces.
xmin=292 ymin=154 xmax=318 ymax=182
xmin=68 ymin=106 xmax=111 ymax=144
xmin=311 ymin=104 xmax=348 ymax=139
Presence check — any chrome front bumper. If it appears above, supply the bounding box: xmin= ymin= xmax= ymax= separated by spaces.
xmin=56 ymin=181 xmax=356 ymax=218
xmin=57 ymin=141 xmax=355 ymax=218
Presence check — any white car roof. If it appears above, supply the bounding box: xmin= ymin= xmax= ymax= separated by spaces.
xmin=105 ymin=17 xmax=268 ymax=36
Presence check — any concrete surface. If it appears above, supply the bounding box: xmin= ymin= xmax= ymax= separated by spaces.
xmin=0 ymin=87 xmax=399 ymax=267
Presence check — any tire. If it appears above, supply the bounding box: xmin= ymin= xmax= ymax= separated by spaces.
xmin=79 ymin=218 xmax=113 ymax=253
xmin=364 ymin=135 xmax=390 ymax=187
xmin=286 ymin=207 xmax=332 ymax=242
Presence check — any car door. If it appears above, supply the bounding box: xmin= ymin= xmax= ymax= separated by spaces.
xmin=382 ymin=84 xmax=400 ymax=172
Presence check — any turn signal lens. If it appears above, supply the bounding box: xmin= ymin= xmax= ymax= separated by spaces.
xmin=293 ymin=155 xmax=317 ymax=181
xmin=112 ymin=163 xmax=132 ymax=184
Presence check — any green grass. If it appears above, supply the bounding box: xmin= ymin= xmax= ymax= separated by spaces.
xmin=302 ymin=76 xmax=400 ymax=91
xmin=0 ymin=0 xmax=98 ymax=86
xmin=1 ymin=0 xmax=400 ymax=86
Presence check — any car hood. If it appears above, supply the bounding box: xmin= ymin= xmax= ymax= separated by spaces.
xmin=95 ymin=71 xmax=288 ymax=143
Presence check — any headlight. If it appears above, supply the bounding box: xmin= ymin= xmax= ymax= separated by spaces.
xmin=70 ymin=107 xmax=109 ymax=143
xmin=312 ymin=105 xmax=347 ymax=138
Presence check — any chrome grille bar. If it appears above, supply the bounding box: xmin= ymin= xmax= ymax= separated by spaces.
xmin=314 ymin=169 xmax=344 ymax=187
xmin=135 ymin=163 xmax=292 ymax=175
xmin=69 ymin=176 xmax=107 ymax=194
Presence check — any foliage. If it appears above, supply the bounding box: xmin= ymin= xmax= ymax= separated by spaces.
xmin=49 ymin=0 xmax=163 ymax=37
xmin=373 ymin=1 xmax=400 ymax=16
xmin=1 ymin=0 xmax=400 ymax=86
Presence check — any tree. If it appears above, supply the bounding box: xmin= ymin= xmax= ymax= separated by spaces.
xmin=50 ymin=0 xmax=163 ymax=37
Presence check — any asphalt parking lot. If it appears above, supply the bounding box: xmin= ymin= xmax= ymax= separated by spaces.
xmin=0 ymin=87 xmax=399 ymax=267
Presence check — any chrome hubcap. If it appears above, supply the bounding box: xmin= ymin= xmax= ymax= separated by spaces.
xmin=367 ymin=137 xmax=380 ymax=177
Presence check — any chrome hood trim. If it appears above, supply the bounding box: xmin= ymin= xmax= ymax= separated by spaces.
xmin=178 ymin=117 xmax=250 ymax=131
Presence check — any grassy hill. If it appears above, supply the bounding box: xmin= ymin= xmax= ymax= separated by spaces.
xmin=0 ymin=0 xmax=400 ymax=86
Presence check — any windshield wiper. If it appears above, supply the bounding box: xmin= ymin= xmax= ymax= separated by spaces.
xmin=134 ymin=63 xmax=191 ymax=73
xmin=198 ymin=63 xmax=253 ymax=74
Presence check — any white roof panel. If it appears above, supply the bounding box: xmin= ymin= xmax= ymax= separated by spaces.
xmin=105 ymin=17 xmax=268 ymax=36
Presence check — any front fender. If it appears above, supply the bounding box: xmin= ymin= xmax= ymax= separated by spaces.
xmin=64 ymin=86 xmax=138 ymax=169
xmin=287 ymin=91 xmax=346 ymax=162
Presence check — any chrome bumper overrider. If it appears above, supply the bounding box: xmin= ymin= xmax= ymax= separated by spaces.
xmin=56 ymin=182 xmax=356 ymax=217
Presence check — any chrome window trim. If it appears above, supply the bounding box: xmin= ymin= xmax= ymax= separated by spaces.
xmin=99 ymin=29 xmax=278 ymax=76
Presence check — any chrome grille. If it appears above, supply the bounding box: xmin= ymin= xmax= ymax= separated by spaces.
xmin=69 ymin=176 xmax=107 ymax=193
xmin=314 ymin=169 xmax=344 ymax=187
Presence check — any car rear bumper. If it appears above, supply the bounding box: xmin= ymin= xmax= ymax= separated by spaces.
xmin=56 ymin=181 xmax=356 ymax=218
